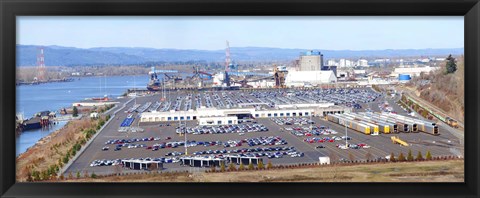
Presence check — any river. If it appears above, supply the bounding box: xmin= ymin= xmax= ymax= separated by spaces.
xmin=16 ymin=75 xmax=149 ymax=156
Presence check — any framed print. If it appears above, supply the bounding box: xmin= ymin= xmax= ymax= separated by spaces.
xmin=1 ymin=0 xmax=479 ymax=197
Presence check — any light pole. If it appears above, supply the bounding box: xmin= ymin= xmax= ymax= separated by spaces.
xmin=134 ymin=75 xmax=137 ymax=105
xmin=184 ymin=112 xmax=188 ymax=155
xmin=345 ymin=84 xmax=350 ymax=148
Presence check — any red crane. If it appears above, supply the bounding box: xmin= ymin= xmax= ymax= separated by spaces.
xmin=225 ymin=40 xmax=231 ymax=72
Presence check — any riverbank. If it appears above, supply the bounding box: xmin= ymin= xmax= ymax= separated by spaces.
xmin=16 ymin=78 xmax=74 ymax=86
xmin=16 ymin=75 xmax=148 ymax=156
xmin=16 ymin=108 xmax=110 ymax=182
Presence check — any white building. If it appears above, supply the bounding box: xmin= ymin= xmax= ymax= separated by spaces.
xmin=319 ymin=156 xmax=331 ymax=165
xmin=327 ymin=59 xmax=338 ymax=66
xmin=356 ymin=59 xmax=369 ymax=67
xmin=247 ymin=80 xmax=276 ymax=88
xmin=392 ymin=66 xmax=440 ymax=77
xmin=353 ymin=70 xmax=366 ymax=75
xmin=339 ymin=59 xmax=354 ymax=67
xmin=140 ymin=104 xmax=348 ymax=124
xmin=285 ymin=70 xmax=337 ymax=87
xmin=198 ymin=116 xmax=238 ymax=125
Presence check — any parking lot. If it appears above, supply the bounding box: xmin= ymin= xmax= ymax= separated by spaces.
xmin=65 ymin=88 xmax=463 ymax=175
xmin=127 ymin=88 xmax=380 ymax=112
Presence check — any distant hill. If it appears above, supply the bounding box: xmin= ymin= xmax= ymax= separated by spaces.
xmin=16 ymin=44 xmax=464 ymax=66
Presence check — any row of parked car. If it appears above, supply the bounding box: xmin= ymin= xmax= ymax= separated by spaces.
xmin=192 ymin=146 xmax=304 ymax=159
xmin=90 ymin=157 xmax=180 ymax=167
xmin=271 ymin=117 xmax=315 ymax=126
xmin=104 ymin=136 xmax=172 ymax=145
xmin=192 ymin=146 xmax=296 ymax=156
xmin=247 ymin=88 xmax=380 ymax=108
xmin=181 ymin=124 xmax=268 ymax=135
xmin=336 ymin=143 xmax=370 ymax=149
xmin=303 ymin=136 xmax=352 ymax=143
xmin=288 ymin=127 xmax=339 ymax=137
xmin=311 ymin=88 xmax=381 ymax=105
xmin=103 ymin=135 xmax=289 ymax=153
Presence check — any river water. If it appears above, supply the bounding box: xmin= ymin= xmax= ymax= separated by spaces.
xmin=16 ymin=75 xmax=149 ymax=156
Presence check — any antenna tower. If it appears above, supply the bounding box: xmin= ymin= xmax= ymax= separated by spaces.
xmin=225 ymin=40 xmax=231 ymax=72
xmin=36 ymin=47 xmax=46 ymax=81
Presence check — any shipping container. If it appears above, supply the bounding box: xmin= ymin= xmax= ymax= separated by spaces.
xmin=331 ymin=114 xmax=371 ymax=135
xmin=359 ymin=112 xmax=410 ymax=133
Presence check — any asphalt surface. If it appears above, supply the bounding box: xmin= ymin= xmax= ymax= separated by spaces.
xmin=64 ymin=89 xmax=464 ymax=175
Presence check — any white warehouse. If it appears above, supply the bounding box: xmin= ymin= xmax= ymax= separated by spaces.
xmin=392 ymin=66 xmax=440 ymax=77
xmin=198 ymin=116 xmax=238 ymax=126
xmin=285 ymin=70 xmax=337 ymax=87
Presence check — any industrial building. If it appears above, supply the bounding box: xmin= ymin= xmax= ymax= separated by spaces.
xmin=298 ymin=50 xmax=324 ymax=71
xmin=121 ymin=159 xmax=163 ymax=170
xmin=198 ymin=116 xmax=238 ymax=125
xmin=140 ymin=103 xmax=348 ymax=125
xmin=391 ymin=66 xmax=440 ymax=77
xmin=285 ymin=70 xmax=337 ymax=87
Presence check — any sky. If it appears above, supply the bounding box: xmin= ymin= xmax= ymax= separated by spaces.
xmin=17 ymin=16 xmax=464 ymax=51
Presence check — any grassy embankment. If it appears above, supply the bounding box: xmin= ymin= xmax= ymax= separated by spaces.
xmin=406 ymin=56 xmax=464 ymax=123
xmin=64 ymin=159 xmax=463 ymax=182
xmin=16 ymin=105 xmax=113 ymax=182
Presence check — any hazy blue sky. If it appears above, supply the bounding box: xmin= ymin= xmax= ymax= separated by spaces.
xmin=17 ymin=16 xmax=463 ymax=50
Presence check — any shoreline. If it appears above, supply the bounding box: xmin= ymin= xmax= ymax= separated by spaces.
xmin=16 ymin=75 xmax=141 ymax=156
xmin=16 ymin=120 xmax=70 ymax=159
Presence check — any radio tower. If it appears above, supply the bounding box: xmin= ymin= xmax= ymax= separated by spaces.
xmin=36 ymin=47 xmax=46 ymax=82
xmin=225 ymin=40 xmax=231 ymax=72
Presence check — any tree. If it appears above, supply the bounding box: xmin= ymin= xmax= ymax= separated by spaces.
xmin=72 ymin=106 xmax=79 ymax=117
xmin=228 ymin=163 xmax=236 ymax=171
xmin=421 ymin=109 xmax=428 ymax=118
xmin=267 ymin=161 xmax=273 ymax=169
xmin=239 ymin=163 xmax=245 ymax=171
xmin=398 ymin=153 xmax=406 ymax=162
xmin=91 ymin=172 xmax=97 ymax=179
xmin=401 ymin=95 xmax=407 ymax=102
xmin=26 ymin=171 xmax=33 ymax=182
xmin=407 ymin=150 xmax=414 ymax=161
xmin=220 ymin=162 xmax=226 ymax=172
xmin=416 ymin=151 xmax=423 ymax=161
xmin=210 ymin=165 xmax=216 ymax=172
xmin=76 ymin=171 xmax=81 ymax=179
xmin=41 ymin=170 xmax=49 ymax=180
xmin=426 ymin=151 xmax=432 ymax=160
xmin=248 ymin=163 xmax=254 ymax=170
xmin=445 ymin=54 xmax=457 ymax=74
xmin=68 ymin=172 xmax=74 ymax=180
xmin=389 ymin=152 xmax=396 ymax=162
xmin=32 ymin=170 xmax=41 ymax=181
xmin=258 ymin=160 xmax=265 ymax=169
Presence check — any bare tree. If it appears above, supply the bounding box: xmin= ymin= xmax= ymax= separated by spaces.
xmin=365 ymin=151 xmax=373 ymax=162
xmin=329 ymin=151 xmax=338 ymax=164
xmin=114 ymin=165 xmax=123 ymax=175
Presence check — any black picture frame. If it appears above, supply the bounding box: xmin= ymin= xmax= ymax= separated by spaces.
xmin=1 ymin=0 xmax=479 ymax=197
